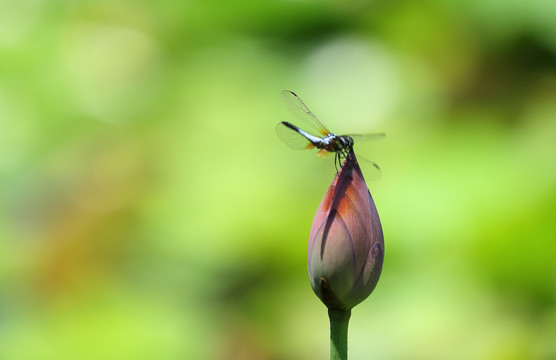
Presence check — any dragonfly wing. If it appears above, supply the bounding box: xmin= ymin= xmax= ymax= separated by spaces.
xmin=275 ymin=122 xmax=316 ymax=150
xmin=281 ymin=90 xmax=330 ymax=136
xmin=346 ymin=134 xmax=384 ymax=179
xmin=364 ymin=160 xmax=382 ymax=181
xmin=355 ymin=154 xmax=382 ymax=180
xmin=345 ymin=133 xmax=386 ymax=142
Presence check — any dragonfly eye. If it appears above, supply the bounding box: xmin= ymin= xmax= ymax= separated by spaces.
xmin=340 ymin=136 xmax=354 ymax=149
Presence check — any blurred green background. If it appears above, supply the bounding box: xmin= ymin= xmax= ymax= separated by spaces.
xmin=1 ymin=0 xmax=555 ymax=359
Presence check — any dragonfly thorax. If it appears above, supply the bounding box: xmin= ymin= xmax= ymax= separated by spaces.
xmin=318 ymin=134 xmax=353 ymax=152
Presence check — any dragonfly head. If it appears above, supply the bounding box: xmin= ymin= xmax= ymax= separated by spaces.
xmin=342 ymin=135 xmax=354 ymax=150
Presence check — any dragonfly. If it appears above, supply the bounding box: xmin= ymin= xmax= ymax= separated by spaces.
xmin=276 ymin=90 xmax=385 ymax=173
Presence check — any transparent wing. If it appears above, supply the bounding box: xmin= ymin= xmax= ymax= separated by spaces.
xmin=348 ymin=134 xmax=385 ymax=179
xmin=281 ymin=90 xmax=330 ymax=136
xmin=345 ymin=133 xmax=386 ymax=142
xmin=275 ymin=122 xmax=315 ymax=150
xmin=354 ymin=154 xmax=382 ymax=181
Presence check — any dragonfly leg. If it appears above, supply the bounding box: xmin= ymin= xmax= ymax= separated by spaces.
xmin=335 ymin=147 xmax=352 ymax=172
xmin=335 ymin=152 xmax=344 ymax=172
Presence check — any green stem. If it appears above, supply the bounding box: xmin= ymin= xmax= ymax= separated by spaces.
xmin=328 ymin=308 xmax=351 ymax=360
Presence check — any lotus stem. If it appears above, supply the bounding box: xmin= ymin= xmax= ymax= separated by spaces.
xmin=328 ymin=308 xmax=351 ymax=360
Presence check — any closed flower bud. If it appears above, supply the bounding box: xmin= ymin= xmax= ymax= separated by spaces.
xmin=308 ymin=151 xmax=384 ymax=310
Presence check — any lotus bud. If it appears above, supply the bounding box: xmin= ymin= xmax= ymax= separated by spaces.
xmin=308 ymin=151 xmax=384 ymax=310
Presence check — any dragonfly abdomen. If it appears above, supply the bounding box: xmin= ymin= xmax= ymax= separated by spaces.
xmin=280 ymin=121 xmax=323 ymax=148
xmin=279 ymin=120 xmax=354 ymax=153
